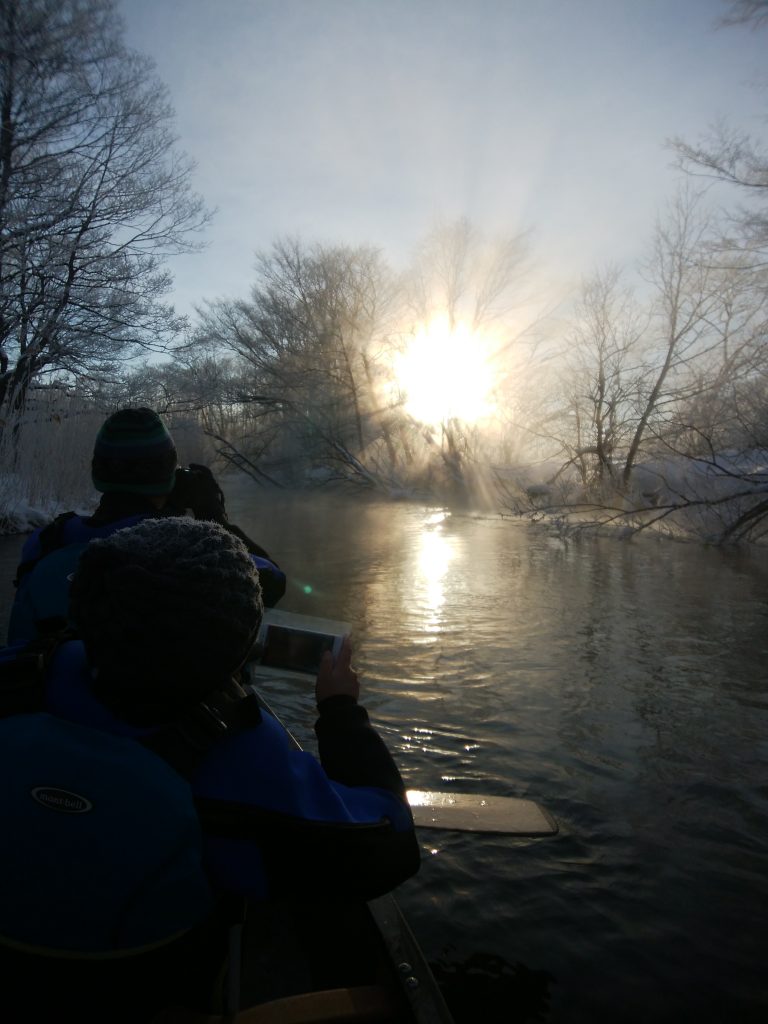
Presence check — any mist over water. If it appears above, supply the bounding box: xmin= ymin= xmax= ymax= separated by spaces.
xmin=1 ymin=480 xmax=766 ymax=1022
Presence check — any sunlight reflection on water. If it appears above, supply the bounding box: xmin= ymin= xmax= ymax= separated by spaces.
xmin=412 ymin=510 xmax=461 ymax=639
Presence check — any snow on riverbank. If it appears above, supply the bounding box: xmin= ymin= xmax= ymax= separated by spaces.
xmin=0 ymin=499 xmax=57 ymax=535
xmin=3 ymin=449 xmax=767 ymax=544
xmin=0 ymin=474 xmax=94 ymax=537
xmin=500 ymin=449 xmax=768 ymax=544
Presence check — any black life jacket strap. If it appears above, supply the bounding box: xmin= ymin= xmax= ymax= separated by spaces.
xmin=13 ymin=512 xmax=78 ymax=587
xmin=141 ymin=692 xmax=262 ymax=780
xmin=0 ymin=631 xmax=74 ymax=718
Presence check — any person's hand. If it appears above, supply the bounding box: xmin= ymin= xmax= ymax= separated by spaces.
xmin=315 ymin=636 xmax=359 ymax=705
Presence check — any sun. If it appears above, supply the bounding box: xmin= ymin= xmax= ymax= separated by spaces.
xmin=393 ymin=315 xmax=496 ymax=428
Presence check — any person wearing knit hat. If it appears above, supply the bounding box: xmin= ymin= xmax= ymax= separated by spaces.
xmin=2 ymin=516 xmax=418 ymax=1014
xmin=69 ymin=518 xmax=264 ymax=721
xmin=9 ymin=407 xmax=285 ymax=644
xmin=39 ymin=515 xmax=419 ymax=904
xmin=91 ymin=407 xmax=179 ymax=496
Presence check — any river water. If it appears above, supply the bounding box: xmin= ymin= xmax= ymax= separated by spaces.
xmin=1 ymin=482 xmax=767 ymax=1023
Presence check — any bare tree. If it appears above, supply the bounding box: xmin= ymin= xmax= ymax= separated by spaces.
xmin=406 ymin=216 xmax=532 ymax=330
xmin=190 ymin=239 xmax=404 ymax=488
xmin=671 ymin=123 xmax=768 ymax=265
xmin=720 ymin=0 xmax=768 ymax=29
xmin=0 ymin=0 xmax=209 ymax=419
xmin=517 ymin=187 xmax=768 ymax=540
xmin=667 ymin=257 xmax=768 ymax=453
xmin=617 ymin=191 xmax=723 ymax=488
xmin=648 ymin=6 xmax=768 ymax=540
xmin=552 ymin=268 xmax=646 ymax=491
xmin=514 ymin=194 xmax=725 ymax=505
xmin=671 ymin=5 xmax=768 ymax=263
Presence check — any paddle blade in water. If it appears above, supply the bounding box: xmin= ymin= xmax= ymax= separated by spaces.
xmin=406 ymin=790 xmax=558 ymax=836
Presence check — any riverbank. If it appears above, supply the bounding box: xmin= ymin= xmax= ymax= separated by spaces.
xmin=0 ymin=499 xmax=63 ymax=536
xmin=3 ymin=441 xmax=768 ymax=548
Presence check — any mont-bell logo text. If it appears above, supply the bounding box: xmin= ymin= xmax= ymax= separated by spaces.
xmin=31 ymin=787 xmax=93 ymax=814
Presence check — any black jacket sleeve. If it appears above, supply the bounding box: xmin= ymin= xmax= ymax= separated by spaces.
xmin=314 ymin=695 xmax=408 ymax=797
xmin=197 ymin=697 xmax=420 ymax=901
xmin=196 ymin=695 xmax=420 ymax=901
xmin=196 ymin=796 xmax=420 ymax=902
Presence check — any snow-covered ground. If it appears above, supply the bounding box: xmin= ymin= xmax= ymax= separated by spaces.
xmin=0 ymin=402 xmax=213 ymax=537
xmin=497 ymin=449 xmax=768 ymax=544
xmin=2 ymin=411 xmax=766 ymax=546
xmin=0 ymin=498 xmax=62 ymax=534
xmin=0 ymin=472 xmax=94 ymax=536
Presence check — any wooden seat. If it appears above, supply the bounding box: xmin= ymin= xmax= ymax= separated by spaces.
xmin=236 ymin=984 xmax=399 ymax=1023
xmin=152 ymin=984 xmax=398 ymax=1024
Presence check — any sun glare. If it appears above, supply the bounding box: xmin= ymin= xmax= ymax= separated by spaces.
xmin=394 ymin=315 xmax=496 ymax=428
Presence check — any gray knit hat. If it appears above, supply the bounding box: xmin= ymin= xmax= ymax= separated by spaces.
xmin=69 ymin=518 xmax=263 ymax=720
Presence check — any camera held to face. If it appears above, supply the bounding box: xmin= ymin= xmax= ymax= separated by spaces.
xmin=168 ymin=464 xmax=227 ymax=522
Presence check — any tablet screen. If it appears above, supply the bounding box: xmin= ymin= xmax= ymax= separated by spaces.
xmin=259 ymin=624 xmax=337 ymax=675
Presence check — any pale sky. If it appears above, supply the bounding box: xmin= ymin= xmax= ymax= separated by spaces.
xmin=117 ymin=0 xmax=767 ymax=320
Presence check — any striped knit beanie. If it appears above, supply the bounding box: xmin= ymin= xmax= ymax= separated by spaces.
xmin=91 ymin=408 xmax=177 ymax=495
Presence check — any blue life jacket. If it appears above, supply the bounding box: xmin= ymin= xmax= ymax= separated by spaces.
xmin=0 ymin=636 xmax=273 ymax=958
xmin=42 ymin=642 xmax=416 ymax=903
xmin=0 ymin=632 xmax=417 ymax=929
xmin=9 ymin=512 xmax=286 ymax=644
xmin=0 ymin=709 xmax=214 ymax=956
xmin=8 ymin=512 xmax=146 ymax=644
